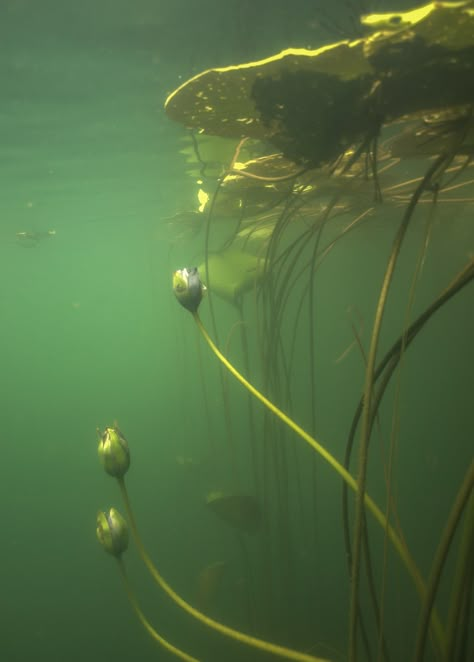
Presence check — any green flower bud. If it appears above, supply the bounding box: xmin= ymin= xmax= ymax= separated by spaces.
xmin=173 ymin=267 xmax=205 ymax=313
xmin=96 ymin=508 xmax=129 ymax=558
xmin=98 ymin=425 xmax=130 ymax=478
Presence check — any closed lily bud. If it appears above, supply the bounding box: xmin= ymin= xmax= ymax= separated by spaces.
xmin=96 ymin=508 xmax=129 ymax=558
xmin=173 ymin=267 xmax=205 ymax=313
xmin=98 ymin=425 xmax=130 ymax=478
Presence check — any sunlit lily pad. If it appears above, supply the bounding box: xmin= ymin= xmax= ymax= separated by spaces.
xmin=198 ymin=247 xmax=266 ymax=303
xmin=165 ymin=2 xmax=474 ymax=166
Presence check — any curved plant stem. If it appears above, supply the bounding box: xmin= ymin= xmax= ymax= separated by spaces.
xmin=117 ymin=476 xmax=330 ymax=662
xmin=413 ymin=461 xmax=474 ymax=662
xmin=444 ymin=493 xmax=474 ymax=662
xmin=348 ymin=154 xmax=450 ymax=662
xmin=116 ymin=557 xmax=200 ymax=662
xmin=341 ymin=258 xmax=474 ymax=662
xmin=191 ymin=311 xmax=428 ymax=611
xmin=343 ymin=256 xmax=474 ymax=492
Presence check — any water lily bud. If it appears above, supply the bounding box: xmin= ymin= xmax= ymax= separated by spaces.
xmin=98 ymin=425 xmax=130 ymax=478
xmin=172 ymin=267 xmax=205 ymax=312
xmin=96 ymin=508 xmax=129 ymax=558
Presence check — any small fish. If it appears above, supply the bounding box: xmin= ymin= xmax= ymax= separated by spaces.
xmin=16 ymin=230 xmax=56 ymax=247
xmin=176 ymin=455 xmax=200 ymax=467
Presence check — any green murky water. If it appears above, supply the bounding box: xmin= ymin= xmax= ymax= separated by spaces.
xmin=1 ymin=2 xmax=472 ymax=661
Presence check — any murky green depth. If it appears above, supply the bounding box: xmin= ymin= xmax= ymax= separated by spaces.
xmin=1 ymin=2 xmax=472 ymax=662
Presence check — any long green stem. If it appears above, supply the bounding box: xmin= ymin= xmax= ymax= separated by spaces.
xmin=116 ymin=557 xmax=200 ymax=662
xmin=348 ymin=154 xmax=450 ymax=662
xmin=117 ymin=476 xmax=330 ymax=662
xmin=443 ymin=478 xmax=474 ymax=662
xmin=413 ymin=461 xmax=474 ymax=662
xmin=191 ymin=311 xmax=430 ymax=622
xmin=339 ymin=260 xmax=473 ymax=662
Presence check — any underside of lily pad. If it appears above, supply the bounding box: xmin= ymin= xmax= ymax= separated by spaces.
xmin=165 ymin=2 xmax=474 ymax=166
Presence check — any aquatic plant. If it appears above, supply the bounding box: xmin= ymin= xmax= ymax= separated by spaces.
xmin=97 ymin=3 xmax=473 ymax=661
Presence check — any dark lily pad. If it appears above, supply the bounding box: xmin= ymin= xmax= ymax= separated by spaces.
xmin=206 ymin=491 xmax=262 ymax=535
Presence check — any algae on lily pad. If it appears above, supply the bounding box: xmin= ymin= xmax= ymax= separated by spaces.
xmin=165 ymin=2 xmax=474 ymax=166
xmin=206 ymin=491 xmax=262 ymax=535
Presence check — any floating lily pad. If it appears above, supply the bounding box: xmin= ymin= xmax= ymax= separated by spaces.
xmin=165 ymin=2 xmax=474 ymax=166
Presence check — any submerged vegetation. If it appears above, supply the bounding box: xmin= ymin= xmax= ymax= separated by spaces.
xmin=97 ymin=3 xmax=474 ymax=662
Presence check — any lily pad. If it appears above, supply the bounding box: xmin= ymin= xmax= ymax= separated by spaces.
xmin=198 ymin=247 xmax=266 ymax=303
xmin=165 ymin=2 xmax=474 ymax=166
xmin=206 ymin=491 xmax=262 ymax=535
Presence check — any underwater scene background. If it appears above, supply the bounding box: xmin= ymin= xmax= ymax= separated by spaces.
xmin=1 ymin=1 xmax=472 ymax=662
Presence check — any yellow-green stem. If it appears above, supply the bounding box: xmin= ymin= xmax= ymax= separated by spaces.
xmin=348 ymin=155 xmax=449 ymax=662
xmin=116 ymin=556 xmax=200 ymax=662
xmin=192 ymin=310 xmax=445 ymax=654
xmin=117 ymin=476 xmax=330 ymax=662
